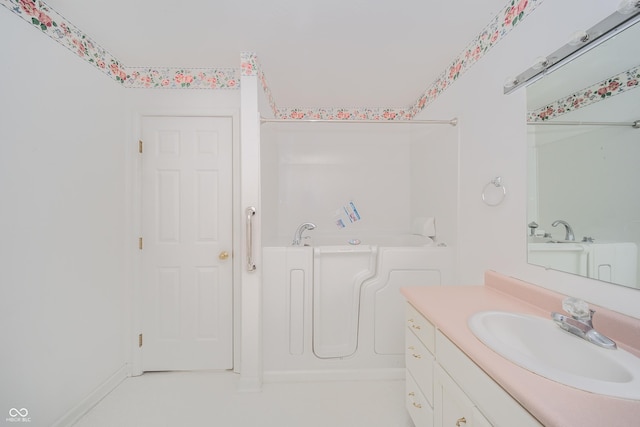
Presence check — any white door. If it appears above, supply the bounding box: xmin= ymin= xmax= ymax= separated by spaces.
xmin=140 ymin=116 xmax=233 ymax=371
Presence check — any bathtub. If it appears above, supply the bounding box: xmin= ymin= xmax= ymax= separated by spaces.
xmin=262 ymin=234 xmax=453 ymax=381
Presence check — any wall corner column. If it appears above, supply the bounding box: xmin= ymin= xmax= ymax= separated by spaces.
xmin=238 ymin=52 xmax=262 ymax=391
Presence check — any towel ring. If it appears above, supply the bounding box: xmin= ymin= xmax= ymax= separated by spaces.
xmin=482 ymin=176 xmax=506 ymax=206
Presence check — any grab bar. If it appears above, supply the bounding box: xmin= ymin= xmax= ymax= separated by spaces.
xmin=245 ymin=206 xmax=257 ymax=272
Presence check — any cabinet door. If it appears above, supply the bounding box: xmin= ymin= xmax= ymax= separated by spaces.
xmin=435 ymin=331 xmax=540 ymax=426
xmin=472 ymin=408 xmax=492 ymax=427
xmin=434 ymin=365 xmax=491 ymax=427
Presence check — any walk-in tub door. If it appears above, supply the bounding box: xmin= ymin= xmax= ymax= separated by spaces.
xmin=312 ymin=245 xmax=377 ymax=358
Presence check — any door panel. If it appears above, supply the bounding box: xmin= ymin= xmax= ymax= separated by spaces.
xmin=141 ymin=116 xmax=233 ymax=371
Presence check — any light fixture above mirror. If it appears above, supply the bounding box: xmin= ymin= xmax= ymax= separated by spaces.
xmin=504 ymin=1 xmax=640 ymax=94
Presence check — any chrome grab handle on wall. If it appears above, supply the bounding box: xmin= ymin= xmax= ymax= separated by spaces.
xmin=245 ymin=206 xmax=257 ymax=272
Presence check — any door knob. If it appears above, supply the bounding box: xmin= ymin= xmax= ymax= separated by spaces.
xmin=219 ymin=251 xmax=229 ymax=260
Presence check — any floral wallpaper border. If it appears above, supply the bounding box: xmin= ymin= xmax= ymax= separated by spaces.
xmin=4 ymin=0 xmax=544 ymax=119
xmin=241 ymin=52 xmax=279 ymax=115
xmin=1 ymin=0 xmax=125 ymax=83
xmin=1 ymin=0 xmax=240 ymax=89
xmin=528 ymin=64 xmax=640 ymax=122
xmin=408 ymin=0 xmax=542 ymax=118
xmin=275 ymin=106 xmax=412 ymax=121
xmin=127 ymin=67 xmax=238 ymax=90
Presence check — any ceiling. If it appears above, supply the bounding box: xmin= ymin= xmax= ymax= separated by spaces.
xmin=45 ymin=0 xmax=508 ymax=108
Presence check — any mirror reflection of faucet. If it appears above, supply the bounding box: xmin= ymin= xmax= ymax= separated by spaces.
xmin=551 ymin=219 xmax=575 ymax=241
xmin=529 ymin=220 xmax=577 ymax=243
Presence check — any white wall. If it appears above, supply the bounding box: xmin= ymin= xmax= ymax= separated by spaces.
xmin=410 ymin=125 xmax=459 ymax=247
xmin=0 ymin=8 xmax=243 ymax=424
xmin=415 ymin=0 xmax=640 ymax=318
xmin=0 ymin=10 xmax=127 ymax=426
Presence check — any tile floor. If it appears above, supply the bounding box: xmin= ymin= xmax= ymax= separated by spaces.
xmin=73 ymin=371 xmax=414 ymax=427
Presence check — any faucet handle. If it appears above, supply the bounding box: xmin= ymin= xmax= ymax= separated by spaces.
xmin=562 ymin=297 xmax=591 ymax=320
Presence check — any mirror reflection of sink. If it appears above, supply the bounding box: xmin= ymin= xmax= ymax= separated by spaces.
xmin=468 ymin=311 xmax=640 ymax=399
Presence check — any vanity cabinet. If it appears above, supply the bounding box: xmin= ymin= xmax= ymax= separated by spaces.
xmin=405 ymin=303 xmax=542 ymax=427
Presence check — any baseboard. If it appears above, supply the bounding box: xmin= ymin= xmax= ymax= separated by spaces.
xmin=263 ymin=368 xmax=405 ymax=383
xmin=52 ymin=363 xmax=129 ymax=427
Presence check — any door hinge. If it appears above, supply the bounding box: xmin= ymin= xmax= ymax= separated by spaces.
xmin=138 ymin=140 xmax=143 ymax=154
xmin=138 ymin=333 xmax=143 ymax=348
xmin=138 ymin=237 xmax=143 ymax=250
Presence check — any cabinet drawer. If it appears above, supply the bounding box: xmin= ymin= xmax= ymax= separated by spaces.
xmin=406 ymin=303 xmax=435 ymax=353
xmin=406 ymin=370 xmax=434 ymax=427
xmin=436 ymin=331 xmax=542 ymax=426
xmin=406 ymin=328 xmax=434 ymax=404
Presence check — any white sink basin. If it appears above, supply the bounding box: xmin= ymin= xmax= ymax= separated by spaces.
xmin=468 ymin=311 xmax=640 ymax=399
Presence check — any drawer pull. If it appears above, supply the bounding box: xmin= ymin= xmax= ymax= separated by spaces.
xmin=411 ymin=324 xmax=422 ymax=330
xmin=412 ymin=353 xmax=422 ymax=359
xmin=408 ymin=392 xmax=423 ymax=409
xmin=456 ymin=417 xmax=467 ymax=426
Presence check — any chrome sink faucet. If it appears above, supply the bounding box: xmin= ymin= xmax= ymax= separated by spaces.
xmin=551 ymin=297 xmax=616 ymax=349
xmin=292 ymin=222 xmax=316 ymax=246
xmin=551 ymin=220 xmax=575 ymax=241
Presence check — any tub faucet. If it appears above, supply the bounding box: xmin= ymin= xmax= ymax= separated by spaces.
xmin=292 ymin=222 xmax=316 ymax=246
xmin=551 ymin=297 xmax=616 ymax=349
xmin=551 ymin=220 xmax=575 ymax=241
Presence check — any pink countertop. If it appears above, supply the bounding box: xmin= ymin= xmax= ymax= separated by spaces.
xmin=401 ymin=271 xmax=640 ymax=427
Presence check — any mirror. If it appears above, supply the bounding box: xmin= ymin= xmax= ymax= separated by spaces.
xmin=525 ymin=13 xmax=640 ymax=289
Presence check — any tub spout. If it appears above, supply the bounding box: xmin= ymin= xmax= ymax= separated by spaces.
xmin=292 ymin=222 xmax=316 ymax=246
